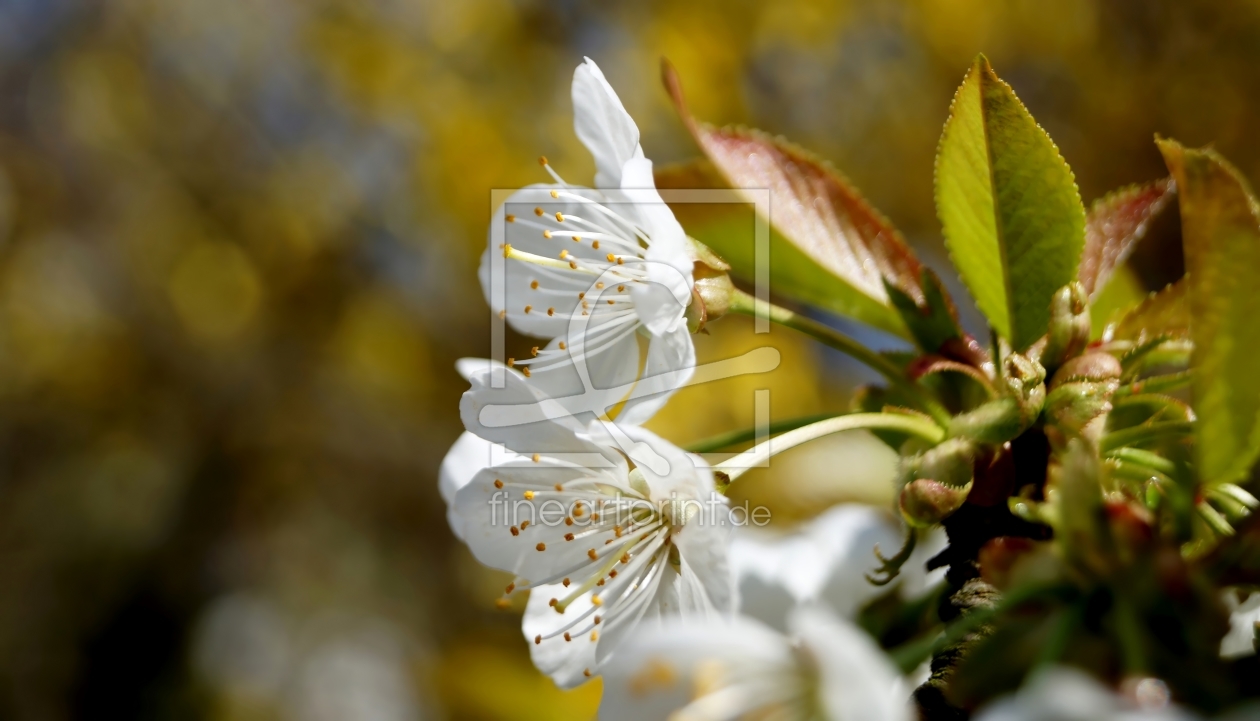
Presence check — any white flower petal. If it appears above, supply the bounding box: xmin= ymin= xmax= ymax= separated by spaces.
xmin=459 ymin=362 xmax=609 ymax=455
xmin=972 ymin=666 xmax=1201 ymax=721
xmin=439 ymin=432 xmax=502 ymax=540
xmin=523 ymin=582 xmax=600 ymax=689
xmin=617 ymin=326 xmax=695 ymax=428
xmin=792 ymin=606 xmax=912 ymax=721
xmin=598 ymin=615 xmax=797 ymax=721
xmin=1221 ymin=591 xmax=1260 ymax=659
xmin=572 ymin=58 xmax=643 ymax=190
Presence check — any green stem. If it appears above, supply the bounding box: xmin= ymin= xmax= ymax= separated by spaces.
xmin=714 ymin=412 xmax=944 ymax=484
xmin=728 ymin=289 xmax=949 ymax=426
xmin=1100 ymin=420 xmax=1194 ymax=452
xmin=685 ymin=412 xmax=841 ymax=453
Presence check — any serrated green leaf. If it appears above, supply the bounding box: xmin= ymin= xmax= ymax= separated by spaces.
xmin=1110 ymin=280 xmax=1188 ymax=342
xmin=935 ymin=55 xmax=1086 ymax=350
xmin=661 ymin=62 xmax=924 ymax=339
xmin=1158 ymin=138 xmax=1260 ymax=485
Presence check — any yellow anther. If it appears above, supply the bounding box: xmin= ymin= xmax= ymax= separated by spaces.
xmin=609 ymin=569 xmax=618 ymax=579
xmin=547 ymin=307 xmax=555 ymax=316
xmin=530 ymin=280 xmax=539 ymax=289
xmin=573 ymin=235 xmax=581 ymax=242
xmin=521 ymin=520 xmax=531 ymax=529
xmin=564 ymin=517 xmax=574 ymax=526
xmin=617 ymin=258 xmax=624 ymax=265
xmin=524 ymin=305 xmax=532 ymax=314
xmin=506 ymin=214 xmax=516 ymax=223
xmin=594 ymin=615 xmax=601 ymax=625
xmin=494 ymin=479 xmax=504 ymax=489
xmin=588 ymin=549 xmax=598 ymax=560
xmin=522 ymin=367 xmax=531 ymax=377
xmin=584 ymin=668 xmax=592 ymax=677
xmin=536 ymin=542 xmax=547 ymax=552
xmin=550 ymin=189 xmax=559 ymax=198
xmin=564 ymin=533 xmax=575 ymax=541
xmin=532 ymin=454 xmax=540 ymax=463
xmin=507 ymin=358 xmax=515 ymax=367
xmin=543 ymin=229 xmax=553 ymax=239
xmin=614 ymin=525 xmax=622 ymax=537
xmin=535 ymin=635 xmax=542 ymax=644
xmin=607 ymin=299 xmax=614 ymax=305
xmin=592 ymin=240 xmax=600 ymax=249
xmin=495 ymin=598 xmax=511 ymax=609
xmin=621 ymin=553 xmax=630 ymax=564
xmin=596 ymin=578 xmax=605 ymax=586
xmin=564 ymin=632 xmax=571 ymax=642
xmin=563 ymin=578 xmax=571 ymax=587
xmin=606 ymin=253 xmax=616 ymax=262
xmin=534 ymin=207 xmax=544 ymax=216
xmin=531 ymin=346 xmax=539 ymax=357
xmin=591 ymin=513 xmax=600 ymax=521
xmin=554 ymin=483 xmax=564 ymax=491
xmin=618 ymin=285 xmax=625 ymax=292
xmin=569 ymin=261 xmax=577 ymax=269
xmin=590 ymin=631 xmax=599 ymax=641
xmin=578 ymin=292 xmax=585 ymax=299
xmin=538 ymin=156 xmax=548 ymax=166
xmin=505 ymin=583 xmax=515 ymax=594
xmin=574 ymin=504 xmax=585 ymax=516
xmin=592 ymin=595 xmax=603 ymax=606
xmin=524 ymin=490 xmax=535 ymax=500
xmin=510 ymin=526 xmax=520 ymax=536
xmin=559 ymin=249 xmax=569 ymax=259
xmin=555 ymin=212 xmax=565 ymax=222
xmin=498 ymin=309 xmax=507 ymax=319
xmin=596 ymin=282 xmax=604 ymax=289
xmin=549 ymin=598 xmax=558 ymax=606
xmin=559 ymin=341 xmax=567 ymax=350
xmin=502 ymin=243 xmax=513 ymax=258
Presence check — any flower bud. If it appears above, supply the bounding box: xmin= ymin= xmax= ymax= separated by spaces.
xmin=1048 ymin=351 xmax=1122 ymax=390
xmin=1041 ymin=281 xmax=1091 ymax=369
xmin=900 ymin=478 xmax=972 ymax=527
xmin=685 ymin=238 xmax=734 ymax=333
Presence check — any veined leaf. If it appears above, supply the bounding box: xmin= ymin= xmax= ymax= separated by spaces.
xmin=661 ymin=61 xmax=924 ymax=339
xmin=885 ymin=268 xmax=966 ymax=354
xmin=1110 ymin=280 xmax=1188 ymax=342
xmin=1158 ymin=139 xmax=1260 ymax=485
xmin=935 ymin=55 xmax=1086 ymax=350
xmin=1079 ymin=178 xmax=1176 ymax=299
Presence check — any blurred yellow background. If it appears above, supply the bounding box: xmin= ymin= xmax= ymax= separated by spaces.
xmin=0 ymin=0 xmax=1256 ymax=718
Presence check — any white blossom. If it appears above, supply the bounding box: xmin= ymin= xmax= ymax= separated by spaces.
xmin=481 ymin=58 xmax=695 ymax=424
xmin=599 ymin=606 xmax=911 ymax=721
xmin=731 ymin=504 xmax=947 ymax=631
xmin=973 ymin=667 xmax=1203 ymax=721
xmin=446 ymin=361 xmax=733 ymax=687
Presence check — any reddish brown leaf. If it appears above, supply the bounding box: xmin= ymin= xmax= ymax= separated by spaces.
xmin=661 ymin=60 xmax=926 ymax=309
xmin=1078 ymin=178 xmax=1176 ymax=298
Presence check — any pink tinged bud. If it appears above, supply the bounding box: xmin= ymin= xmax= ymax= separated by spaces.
xmin=899 ymin=478 xmax=972 ymax=528
xmin=1049 ymin=351 xmax=1122 ymax=389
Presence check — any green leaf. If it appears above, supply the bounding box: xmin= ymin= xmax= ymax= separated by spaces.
xmin=935 ymin=55 xmax=1086 ymax=350
xmin=1110 ymin=280 xmax=1188 ymax=342
xmin=1089 ymin=265 xmax=1146 ymax=339
xmin=885 ymin=268 xmax=966 ymax=354
xmin=661 ymin=62 xmax=925 ymax=339
xmin=1078 ymin=178 xmax=1176 ymax=299
xmin=1158 ymin=138 xmax=1260 ymax=485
